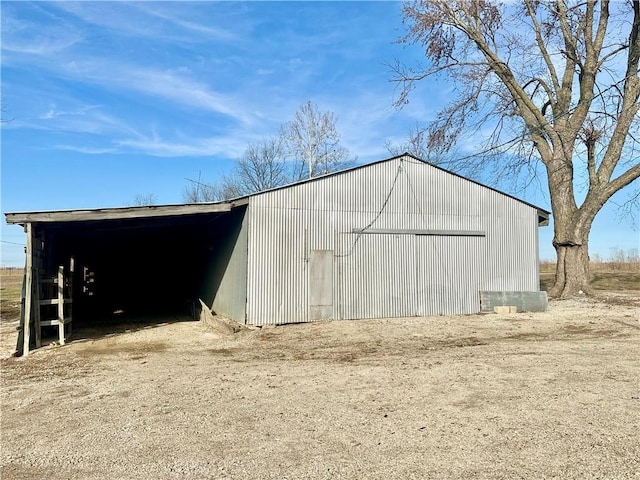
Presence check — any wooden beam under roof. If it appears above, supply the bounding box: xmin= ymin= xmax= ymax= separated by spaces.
xmin=537 ymin=209 xmax=550 ymax=226
xmin=4 ymin=201 xmax=246 ymax=225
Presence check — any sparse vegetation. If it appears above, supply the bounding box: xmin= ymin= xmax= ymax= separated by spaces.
xmin=540 ymin=248 xmax=640 ymax=292
xmin=132 ymin=193 xmax=158 ymax=206
xmin=0 ymin=268 xmax=22 ymax=322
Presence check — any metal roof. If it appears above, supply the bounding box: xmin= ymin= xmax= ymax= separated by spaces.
xmin=229 ymin=153 xmax=550 ymax=222
xmin=4 ymin=154 xmax=549 ymax=225
xmin=4 ymin=199 xmax=248 ymax=225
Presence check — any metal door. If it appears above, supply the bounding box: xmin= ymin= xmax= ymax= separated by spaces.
xmin=337 ymin=233 xmax=417 ymax=320
xmin=309 ymin=250 xmax=334 ymax=320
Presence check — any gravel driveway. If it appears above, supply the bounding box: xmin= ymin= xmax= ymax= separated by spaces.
xmin=1 ymin=294 xmax=638 ymax=479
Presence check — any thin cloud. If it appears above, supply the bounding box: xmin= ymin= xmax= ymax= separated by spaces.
xmin=136 ymin=4 xmax=237 ymax=41
xmin=56 ymin=59 xmax=254 ymax=125
xmin=116 ymin=136 xmax=245 ymax=158
xmin=55 ymin=2 xmax=237 ymax=43
xmin=1 ymin=9 xmax=82 ymax=55
xmin=113 ymin=123 xmax=272 ymax=158
xmin=54 ymin=145 xmax=119 ymax=155
xmin=39 ymin=104 xmax=102 ymax=120
xmin=2 ymin=35 xmax=80 ymax=55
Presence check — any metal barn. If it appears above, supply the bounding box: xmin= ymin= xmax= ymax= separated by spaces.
xmin=6 ymin=154 xmax=549 ymax=354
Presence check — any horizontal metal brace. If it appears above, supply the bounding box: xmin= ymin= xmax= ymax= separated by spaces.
xmin=351 ymin=228 xmax=486 ymax=237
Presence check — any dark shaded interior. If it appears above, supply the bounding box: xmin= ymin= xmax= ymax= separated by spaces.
xmin=37 ymin=207 xmax=246 ymax=327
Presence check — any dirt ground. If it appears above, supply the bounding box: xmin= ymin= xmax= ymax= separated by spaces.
xmin=1 ymin=292 xmax=639 ymax=480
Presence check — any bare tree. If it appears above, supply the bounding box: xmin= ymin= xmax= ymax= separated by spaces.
xmin=221 ymin=135 xmax=290 ymax=197
xmin=393 ymin=0 xmax=640 ymax=297
xmin=385 ymin=123 xmax=445 ymax=164
xmin=183 ymin=136 xmax=290 ymax=202
xmin=1 ymin=102 xmax=14 ymax=123
xmin=183 ymin=181 xmax=225 ymax=203
xmin=132 ymin=193 xmax=158 ymax=206
xmin=285 ymin=101 xmax=351 ymax=179
xmin=185 ymin=102 xmax=352 ymax=202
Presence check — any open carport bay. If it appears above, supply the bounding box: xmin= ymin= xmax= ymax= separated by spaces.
xmin=36 ymin=207 xmax=247 ymax=326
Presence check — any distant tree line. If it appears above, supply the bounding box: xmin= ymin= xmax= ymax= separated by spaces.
xmin=541 ymin=247 xmax=639 ymax=270
xmin=592 ymin=247 xmax=640 ymax=266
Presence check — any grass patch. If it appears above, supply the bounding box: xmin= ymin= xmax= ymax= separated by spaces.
xmin=77 ymin=341 xmax=169 ymax=356
xmin=206 ymin=348 xmax=236 ymax=356
xmin=540 ymin=263 xmax=640 ymax=292
xmin=1 ymin=269 xmax=23 ymax=322
xmin=591 ymin=270 xmax=640 ymax=291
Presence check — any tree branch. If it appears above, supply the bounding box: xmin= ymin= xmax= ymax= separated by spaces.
xmin=596 ymin=0 xmax=640 ymax=184
xmin=524 ymin=0 xmax=561 ymax=92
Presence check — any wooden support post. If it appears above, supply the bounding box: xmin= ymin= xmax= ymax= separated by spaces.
xmin=34 ymin=232 xmax=43 ymax=348
xmin=22 ymin=224 xmax=33 ymax=356
xmin=68 ymin=257 xmax=74 ymax=336
xmin=34 ymin=264 xmax=41 ymax=348
xmin=58 ymin=266 xmax=65 ymax=345
xmin=15 ymin=271 xmax=27 ymax=355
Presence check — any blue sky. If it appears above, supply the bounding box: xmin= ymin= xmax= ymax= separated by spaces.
xmin=1 ymin=1 xmax=637 ymax=267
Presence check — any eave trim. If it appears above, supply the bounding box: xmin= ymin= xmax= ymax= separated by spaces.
xmin=5 ymin=202 xmax=237 ymax=225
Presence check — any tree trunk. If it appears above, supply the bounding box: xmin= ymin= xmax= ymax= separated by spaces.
xmin=549 ymin=242 xmax=592 ymax=298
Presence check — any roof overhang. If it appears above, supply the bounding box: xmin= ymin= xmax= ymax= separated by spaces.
xmin=537 ymin=209 xmax=550 ymax=226
xmin=4 ymin=199 xmax=248 ymax=226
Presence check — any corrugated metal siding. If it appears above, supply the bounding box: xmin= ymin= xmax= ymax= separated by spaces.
xmin=246 ymin=156 xmax=541 ymax=325
xmin=211 ymin=208 xmax=249 ymax=323
xmin=338 ymin=233 xmax=417 ymax=319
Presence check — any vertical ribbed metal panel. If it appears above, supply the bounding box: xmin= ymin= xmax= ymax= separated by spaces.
xmin=211 ymin=209 xmax=248 ymax=323
xmin=245 ymin=155 xmax=541 ymax=325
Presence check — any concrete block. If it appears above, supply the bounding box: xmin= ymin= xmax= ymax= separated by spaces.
xmin=493 ymin=306 xmax=517 ymax=314
xmin=480 ymin=291 xmax=547 ymax=313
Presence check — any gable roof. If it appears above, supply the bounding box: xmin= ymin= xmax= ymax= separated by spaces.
xmin=4 ymin=153 xmax=549 ymax=226
xmin=230 ymin=153 xmax=550 ymax=224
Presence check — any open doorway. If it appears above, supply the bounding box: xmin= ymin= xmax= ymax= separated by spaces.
xmin=37 ymin=207 xmax=247 ymax=334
